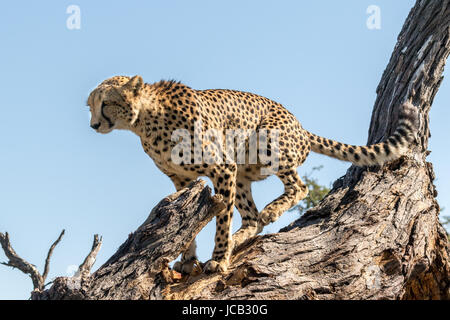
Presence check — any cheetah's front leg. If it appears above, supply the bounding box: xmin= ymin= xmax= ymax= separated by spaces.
xmin=204 ymin=165 xmax=237 ymax=273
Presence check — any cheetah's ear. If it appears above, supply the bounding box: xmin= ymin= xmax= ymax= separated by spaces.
xmin=123 ymin=75 xmax=144 ymax=96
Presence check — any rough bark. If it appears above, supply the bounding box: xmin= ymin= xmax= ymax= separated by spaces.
xmin=31 ymin=0 xmax=449 ymax=300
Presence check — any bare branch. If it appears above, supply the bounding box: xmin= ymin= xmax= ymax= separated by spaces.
xmin=77 ymin=234 xmax=103 ymax=278
xmin=42 ymin=229 xmax=65 ymax=282
xmin=0 ymin=232 xmax=43 ymax=291
xmin=1 ymin=230 xmax=66 ymax=291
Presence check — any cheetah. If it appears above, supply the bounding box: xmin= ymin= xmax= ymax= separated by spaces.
xmin=87 ymin=75 xmax=417 ymax=273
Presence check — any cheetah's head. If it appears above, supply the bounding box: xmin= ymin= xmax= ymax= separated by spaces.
xmin=87 ymin=75 xmax=144 ymax=134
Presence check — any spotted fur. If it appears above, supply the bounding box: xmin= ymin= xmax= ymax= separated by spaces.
xmin=306 ymin=105 xmax=417 ymax=166
xmin=87 ymin=75 xmax=418 ymax=274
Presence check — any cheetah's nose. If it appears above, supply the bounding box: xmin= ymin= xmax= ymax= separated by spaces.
xmin=91 ymin=123 xmax=101 ymax=130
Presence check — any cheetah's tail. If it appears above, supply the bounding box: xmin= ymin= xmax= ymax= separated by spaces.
xmin=305 ymin=101 xmax=419 ymax=167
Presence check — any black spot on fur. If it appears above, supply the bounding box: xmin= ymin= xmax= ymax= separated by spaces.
xmin=383 ymin=144 xmax=391 ymax=156
xmin=388 ymin=137 xmax=398 ymax=147
xmin=397 ymin=128 xmax=407 ymax=137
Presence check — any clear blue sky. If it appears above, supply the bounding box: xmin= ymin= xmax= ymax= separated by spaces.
xmin=1 ymin=1 xmax=448 ymax=299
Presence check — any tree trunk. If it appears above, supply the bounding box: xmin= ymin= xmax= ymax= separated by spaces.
xmin=32 ymin=0 xmax=449 ymax=300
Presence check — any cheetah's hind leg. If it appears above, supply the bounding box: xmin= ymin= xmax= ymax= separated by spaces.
xmin=258 ymin=168 xmax=308 ymax=231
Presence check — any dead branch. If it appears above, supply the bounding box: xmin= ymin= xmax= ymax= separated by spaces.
xmin=42 ymin=230 xmax=65 ymax=282
xmin=0 ymin=229 xmax=65 ymax=291
xmin=76 ymin=234 xmax=103 ymax=278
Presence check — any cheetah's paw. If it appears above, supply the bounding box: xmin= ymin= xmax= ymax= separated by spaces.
xmin=259 ymin=211 xmax=276 ymax=226
xmin=173 ymin=260 xmax=196 ymax=275
xmin=203 ymin=260 xmax=228 ymax=273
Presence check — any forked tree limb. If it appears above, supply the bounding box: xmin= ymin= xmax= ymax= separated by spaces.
xmin=0 ymin=229 xmax=65 ymax=291
xmin=27 ymin=233 xmax=105 ymax=300
xmin=1 ymin=229 xmax=103 ymax=296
